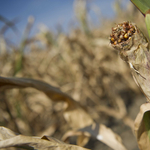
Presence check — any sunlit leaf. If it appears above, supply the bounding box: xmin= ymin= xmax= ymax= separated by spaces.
xmin=130 ymin=0 xmax=150 ymax=15
xmin=0 ymin=127 xmax=89 ymax=150
xmin=145 ymin=14 xmax=150 ymax=38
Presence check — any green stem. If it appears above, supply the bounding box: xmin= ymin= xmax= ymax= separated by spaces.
xmin=143 ymin=111 xmax=150 ymax=140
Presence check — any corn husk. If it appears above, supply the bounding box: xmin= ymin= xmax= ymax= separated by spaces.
xmin=110 ymin=21 xmax=150 ymax=102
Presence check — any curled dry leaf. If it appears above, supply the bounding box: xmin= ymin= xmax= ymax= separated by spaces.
xmin=110 ymin=21 xmax=150 ymax=102
xmin=79 ymin=123 xmax=127 ymax=150
xmin=62 ymin=123 xmax=127 ymax=150
xmin=0 ymin=76 xmax=93 ymax=129
xmin=0 ymin=126 xmax=17 ymax=140
xmin=134 ymin=103 xmax=150 ymax=150
xmin=0 ymin=76 xmax=127 ymax=150
xmin=77 ymin=134 xmax=90 ymax=147
xmin=0 ymin=127 xmax=89 ymax=150
xmin=62 ymin=130 xmax=90 ymax=147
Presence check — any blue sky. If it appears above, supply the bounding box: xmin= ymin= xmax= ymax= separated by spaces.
xmin=0 ymin=0 xmax=128 ymax=44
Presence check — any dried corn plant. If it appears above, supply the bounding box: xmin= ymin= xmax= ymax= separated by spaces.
xmin=0 ymin=0 xmax=147 ymax=150
xmin=109 ymin=0 xmax=150 ymax=150
xmin=110 ymin=20 xmax=150 ymax=150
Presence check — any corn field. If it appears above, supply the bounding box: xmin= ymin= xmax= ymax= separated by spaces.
xmin=0 ymin=1 xmax=148 ymax=150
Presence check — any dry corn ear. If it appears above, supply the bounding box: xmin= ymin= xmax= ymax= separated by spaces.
xmin=110 ymin=21 xmax=150 ymax=102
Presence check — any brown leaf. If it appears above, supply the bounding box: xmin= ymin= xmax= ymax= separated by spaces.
xmin=62 ymin=130 xmax=90 ymax=147
xmin=0 ymin=127 xmax=17 ymax=140
xmin=0 ymin=76 xmax=73 ymax=103
xmin=64 ymin=104 xmax=93 ymax=130
xmin=0 ymin=126 xmax=90 ymax=150
xmin=130 ymin=63 xmax=150 ymax=101
xmin=62 ymin=123 xmax=128 ymax=150
xmin=0 ymin=76 xmax=127 ymax=150
xmin=134 ymin=103 xmax=150 ymax=150
xmin=0 ymin=76 xmax=93 ymax=129
xmin=80 ymin=123 xmax=127 ymax=150
xmin=77 ymin=134 xmax=90 ymax=147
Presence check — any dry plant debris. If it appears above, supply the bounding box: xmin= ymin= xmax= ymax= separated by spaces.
xmin=0 ymin=2 xmax=147 ymax=150
xmin=0 ymin=76 xmax=127 ymax=150
xmin=110 ymin=21 xmax=150 ymax=102
xmin=110 ymin=21 xmax=150 ymax=150
xmin=0 ymin=127 xmax=89 ymax=150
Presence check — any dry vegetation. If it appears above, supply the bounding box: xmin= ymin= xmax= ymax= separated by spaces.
xmin=0 ymin=1 xmax=148 ymax=150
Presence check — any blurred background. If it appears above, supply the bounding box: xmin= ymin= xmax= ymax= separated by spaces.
xmin=0 ymin=0 xmax=128 ymax=44
xmin=0 ymin=0 xmax=148 ymax=150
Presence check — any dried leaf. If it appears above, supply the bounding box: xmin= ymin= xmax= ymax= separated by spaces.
xmin=80 ymin=123 xmax=127 ymax=150
xmin=62 ymin=130 xmax=90 ymax=147
xmin=0 ymin=126 xmax=90 ymax=150
xmin=62 ymin=123 xmax=128 ymax=150
xmin=0 ymin=76 xmax=73 ymax=103
xmin=0 ymin=76 xmax=93 ymax=129
xmin=64 ymin=104 xmax=93 ymax=130
xmin=134 ymin=103 xmax=150 ymax=150
xmin=77 ymin=134 xmax=90 ymax=147
xmin=0 ymin=127 xmax=17 ymax=140
xmin=0 ymin=76 xmax=127 ymax=150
